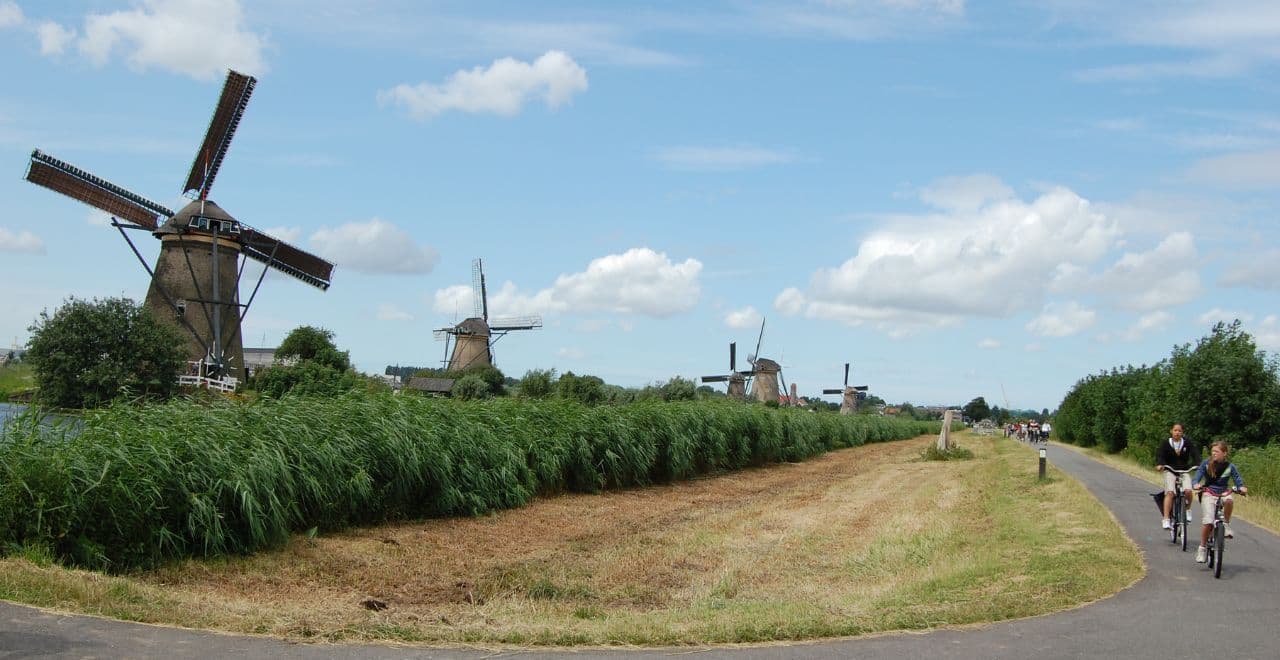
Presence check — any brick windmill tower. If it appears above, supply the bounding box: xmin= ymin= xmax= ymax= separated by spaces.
xmin=24 ymin=71 xmax=335 ymax=384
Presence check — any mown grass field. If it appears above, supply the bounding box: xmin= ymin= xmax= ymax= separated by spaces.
xmin=0 ymin=432 xmax=1142 ymax=647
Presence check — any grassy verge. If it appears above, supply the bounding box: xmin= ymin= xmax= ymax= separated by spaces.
xmin=0 ymin=432 xmax=1141 ymax=647
xmin=1052 ymin=442 xmax=1280 ymax=534
xmin=0 ymin=363 xmax=35 ymax=399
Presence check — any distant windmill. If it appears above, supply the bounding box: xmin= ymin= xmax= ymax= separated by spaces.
xmin=433 ymin=258 xmax=541 ymax=371
xmin=23 ymin=70 xmax=334 ymax=384
xmin=822 ymin=363 xmax=869 ymax=415
xmin=700 ymin=341 xmax=747 ymax=399
xmin=737 ymin=318 xmax=785 ymax=404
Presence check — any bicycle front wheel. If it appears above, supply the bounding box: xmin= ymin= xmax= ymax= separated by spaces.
xmin=1214 ymin=523 xmax=1226 ymax=578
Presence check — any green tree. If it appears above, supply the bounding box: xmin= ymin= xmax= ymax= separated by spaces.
xmin=518 ymin=368 xmax=556 ymax=398
xmin=276 ymin=325 xmax=350 ymax=370
xmin=962 ymin=396 xmax=992 ymax=422
xmin=557 ymin=371 xmax=606 ymax=405
xmin=25 ymin=296 xmax=186 ymax=408
xmin=658 ymin=376 xmax=698 ymax=401
xmin=1167 ymin=320 xmax=1280 ymax=449
xmin=250 ymin=325 xmax=363 ymax=398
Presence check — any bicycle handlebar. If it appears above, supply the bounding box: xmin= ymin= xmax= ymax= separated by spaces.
xmin=1157 ymin=466 xmax=1195 ymax=474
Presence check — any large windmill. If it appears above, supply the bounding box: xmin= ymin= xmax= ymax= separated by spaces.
xmin=822 ymin=362 xmax=869 ymax=414
xmin=700 ymin=341 xmax=747 ymax=399
xmin=24 ymin=70 xmax=334 ymax=384
xmin=433 ymin=258 xmax=541 ymax=371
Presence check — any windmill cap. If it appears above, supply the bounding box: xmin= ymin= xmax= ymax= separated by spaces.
xmin=154 ymin=199 xmax=237 ymax=236
xmin=454 ymin=317 xmax=491 ymax=335
xmin=753 ymin=358 xmax=780 ymax=371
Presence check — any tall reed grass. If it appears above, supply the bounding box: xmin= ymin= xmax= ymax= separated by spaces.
xmin=0 ymin=393 xmax=937 ymax=571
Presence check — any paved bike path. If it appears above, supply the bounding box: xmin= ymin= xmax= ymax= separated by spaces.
xmin=3 ymin=442 xmax=1278 ymax=659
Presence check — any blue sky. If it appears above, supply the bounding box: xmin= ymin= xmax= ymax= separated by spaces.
xmin=3 ymin=1 xmax=1279 ymax=411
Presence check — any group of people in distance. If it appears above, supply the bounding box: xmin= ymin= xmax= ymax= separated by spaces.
xmin=1006 ymin=420 xmax=1050 ymax=442
xmin=1155 ymin=423 xmax=1248 ymax=563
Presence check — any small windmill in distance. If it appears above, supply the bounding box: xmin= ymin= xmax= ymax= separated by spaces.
xmin=433 ymin=258 xmax=541 ymax=371
xmin=822 ymin=362 xmax=869 ymax=414
xmin=700 ymin=341 xmax=748 ymax=399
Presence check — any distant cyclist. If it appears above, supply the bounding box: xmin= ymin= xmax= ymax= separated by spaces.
xmin=1192 ymin=440 xmax=1248 ymax=563
xmin=1155 ymin=423 xmax=1198 ymax=530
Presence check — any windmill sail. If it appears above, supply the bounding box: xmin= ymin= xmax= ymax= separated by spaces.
xmin=26 ymin=151 xmax=173 ymax=229
xmin=183 ymin=70 xmax=256 ymax=199
xmin=240 ymin=227 xmax=334 ymax=290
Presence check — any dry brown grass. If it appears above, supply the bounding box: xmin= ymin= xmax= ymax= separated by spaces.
xmin=0 ymin=432 xmax=1140 ymax=646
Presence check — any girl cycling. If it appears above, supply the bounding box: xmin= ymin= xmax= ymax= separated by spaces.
xmin=1191 ymin=440 xmax=1248 ymax=563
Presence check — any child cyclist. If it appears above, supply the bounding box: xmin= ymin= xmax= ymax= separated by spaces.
xmin=1155 ymin=423 xmax=1198 ymax=530
xmin=1191 ymin=440 xmax=1248 ymax=563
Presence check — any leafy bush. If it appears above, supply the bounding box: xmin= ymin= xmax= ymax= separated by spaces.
xmin=518 ymin=369 xmax=556 ymax=398
xmin=921 ymin=444 xmax=975 ymax=461
xmin=451 ymin=374 xmax=491 ymax=400
xmin=24 ymin=296 xmax=186 ymax=408
xmin=557 ymin=371 xmax=606 ymax=405
xmin=1231 ymin=444 xmax=1280 ymax=501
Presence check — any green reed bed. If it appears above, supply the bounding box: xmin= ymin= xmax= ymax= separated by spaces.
xmin=0 ymin=393 xmax=937 ymax=571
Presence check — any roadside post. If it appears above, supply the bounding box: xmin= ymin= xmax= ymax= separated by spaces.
xmin=1038 ymin=446 xmax=1047 ymax=480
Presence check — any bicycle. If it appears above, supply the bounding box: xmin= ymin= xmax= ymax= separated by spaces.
xmin=1199 ymin=487 xmax=1244 ymax=579
xmin=1152 ymin=466 xmax=1194 ymax=551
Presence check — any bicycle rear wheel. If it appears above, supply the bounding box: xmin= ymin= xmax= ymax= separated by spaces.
xmin=1214 ymin=523 xmax=1226 ymax=579
xmin=1179 ymin=499 xmax=1188 ymax=552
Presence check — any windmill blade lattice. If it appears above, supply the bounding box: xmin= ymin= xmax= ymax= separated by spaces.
xmin=26 ymin=151 xmax=173 ymax=229
xmin=183 ymin=70 xmax=256 ymax=199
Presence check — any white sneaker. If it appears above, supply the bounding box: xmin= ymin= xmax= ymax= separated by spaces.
xmin=1196 ymin=546 xmax=1207 ymax=563
xmin=1224 ymin=524 xmax=1234 ymax=539
xmin=1161 ymin=519 xmax=1172 ymax=529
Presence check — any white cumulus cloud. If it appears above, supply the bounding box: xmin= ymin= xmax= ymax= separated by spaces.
xmin=0 ymin=1 xmax=23 ymax=28
xmin=431 ymin=247 xmax=701 ymax=320
xmin=777 ymin=177 xmax=1121 ymax=333
xmin=724 ymin=305 xmax=763 ymax=329
xmin=977 ymin=337 xmax=1001 ymax=349
xmin=0 ymin=228 xmax=45 ymax=254
xmin=1254 ymin=315 xmax=1280 ymax=352
xmin=1116 ymin=310 xmax=1173 ymax=341
xmin=1088 ymin=232 xmax=1202 ymax=311
xmin=1219 ymin=248 xmax=1280 ymax=291
xmin=379 ymin=50 xmax=587 ymax=120
xmin=37 ymin=20 xmax=75 ymax=55
xmin=310 ymin=219 xmax=439 ymax=275
xmin=28 ymin=0 xmax=268 ymax=80
xmin=1026 ymin=301 xmax=1096 ymax=338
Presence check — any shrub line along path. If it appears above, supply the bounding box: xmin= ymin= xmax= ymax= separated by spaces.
xmin=2 ymin=442 xmax=1279 ymax=659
